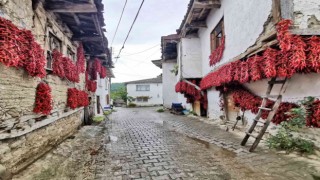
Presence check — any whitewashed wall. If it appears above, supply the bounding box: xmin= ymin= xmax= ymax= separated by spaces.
xmin=178 ymin=38 xmax=203 ymax=79
xmin=95 ymin=75 xmax=110 ymax=115
xmin=127 ymin=83 xmax=163 ymax=106
xmin=197 ymin=0 xmax=273 ymax=119
xmin=162 ymin=61 xmax=179 ymax=108
xmin=199 ymin=0 xmax=272 ymax=76
xmin=293 ymin=0 xmax=320 ymax=30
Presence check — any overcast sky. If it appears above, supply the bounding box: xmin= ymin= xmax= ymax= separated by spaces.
xmin=103 ymin=0 xmax=189 ymax=83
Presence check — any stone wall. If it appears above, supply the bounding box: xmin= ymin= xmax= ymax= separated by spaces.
xmin=0 ymin=110 xmax=82 ymax=177
xmin=0 ymin=1 xmax=87 ymax=178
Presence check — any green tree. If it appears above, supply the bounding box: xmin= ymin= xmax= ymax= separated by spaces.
xmin=111 ymin=87 xmax=128 ymax=102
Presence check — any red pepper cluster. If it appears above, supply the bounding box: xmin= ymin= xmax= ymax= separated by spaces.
xmin=219 ymin=86 xmax=297 ymax=124
xmin=85 ymin=71 xmax=97 ymax=92
xmin=200 ymin=19 xmax=320 ymax=90
xmin=52 ymin=50 xmax=80 ymax=82
xmin=209 ymin=36 xmax=225 ymax=66
xmin=67 ymin=88 xmax=89 ymax=109
xmin=33 ymin=82 xmax=53 ymax=115
xmin=307 ymin=100 xmax=320 ymax=127
xmin=100 ymin=66 xmax=107 ymax=79
xmin=76 ymin=43 xmax=86 ymax=73
xmin=175 ymin=81 xmax=202 ymax=103
xmin=0 ymin=17 xmax=46 ymax=78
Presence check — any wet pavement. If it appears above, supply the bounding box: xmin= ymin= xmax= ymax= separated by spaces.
xmin=13 ymin=107 xmax=320 ymax=180
xmin=97 ymin=107 xmax=319 ymax=180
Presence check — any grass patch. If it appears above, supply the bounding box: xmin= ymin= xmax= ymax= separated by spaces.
xmin=156 ymin=108 xmax=164 ymax=113
xmin=93 ymin=116 xmax=105 ymax=122
xmin=103 ymin=110 xmax=112 ymax=115
xmin=128 ymin=103 xmax=137 ymax=107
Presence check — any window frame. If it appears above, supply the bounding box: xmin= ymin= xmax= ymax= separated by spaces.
xmin=136 ymin=85 xmax=150 ymax=91
xmin=210 ymin=18 xmax=225 ymax=52
xmin=46 ymin=33 xmax=62 ymax=70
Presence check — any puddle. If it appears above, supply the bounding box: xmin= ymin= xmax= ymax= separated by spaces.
xmin=109 ymin=135 xmax=118 ymax=142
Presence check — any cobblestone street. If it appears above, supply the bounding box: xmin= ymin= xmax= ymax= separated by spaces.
xmin=13 ymin=107 xmax=320 ymax=180
xmin=94 ymin=107 xmax=319 ymax=180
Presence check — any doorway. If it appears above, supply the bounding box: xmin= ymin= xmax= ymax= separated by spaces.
xmin=97 ymin=96 xmax=100 ymax=114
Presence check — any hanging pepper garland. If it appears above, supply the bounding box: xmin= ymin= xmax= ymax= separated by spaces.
xmin=175 ymin=81 xmax=202 ymax=104
xmin=209 ymin=36 xmax=225 ymax=66
xmin=76 ymin=43 xmax=86 ymax=73
xmin=100 ymin=66 xmax=107 ymax=79
xmin=200 ymin=19 xmax=320 ymax=90
xmin=67 ymin=88 xmax=89 ymax=109
xmin=33 ymin=82 xmax=53 ymax=115
xmin=52 ymin=50 xmax=80 ymax=82
xmin=0 ymin=17 xmax=46 ymax=78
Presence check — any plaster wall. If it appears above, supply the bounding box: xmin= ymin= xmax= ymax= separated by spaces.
xmin=179 ymin=38 xmax=203 ymax=79
xmin=199 ymin=0 xmax=272 ymax=77
xmin=127 ymin=83 xmax=163 ymax=106
xmin=162 ymin=61 xmax=179 ymax=108
xmin=293 ymin=0 xmax=320 ymax=30
xmin=95 ymin=76 xmax=111 ymax=115
xmin=198 ymin=0 xmax=272 ymax=119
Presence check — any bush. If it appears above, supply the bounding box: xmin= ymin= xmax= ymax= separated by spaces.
xmin=103 ymin=110 xmax=112 ymax=115
xmin=267 ymin=97 xmax=315 ymax=154
xmin=93 ymin=116 xmax=105 ymax=122
xmin=157 ymin=108 xmax=164 ymax=113
xmin=128 ymin=103 xmax=137 ymax=107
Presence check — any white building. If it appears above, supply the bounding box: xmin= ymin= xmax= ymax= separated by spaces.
xmin=125 ymin=76 xmax=163 ymax=106
xmin=94 ymin=76 xmax=112 ymax=115
xmin=164 ymin=0 xmax=320 ymax=128
xmin=152 ymin=35 xmax=180 ymax=109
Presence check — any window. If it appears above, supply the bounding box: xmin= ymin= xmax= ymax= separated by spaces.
xmin=67 ymin=46 xmax=76 ymax=62
xmin=136 ymin=85 xmax=150 ymax=91
xmin=136 ymin=97 xmax=149 ymax=102
xmin=47 ymin=33 xmax=62 ymax=70
xmin=210 ymin=18 xmax=224 ymax=52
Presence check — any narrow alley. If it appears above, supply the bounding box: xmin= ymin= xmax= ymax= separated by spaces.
xmin=14 ymin=107 xmax=319 ymax=180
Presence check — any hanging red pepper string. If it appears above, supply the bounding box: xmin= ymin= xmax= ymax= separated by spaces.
xmin=33 ymin=82 xmax=53 ymax=115
xmin=67 ymin=88 xmax=89 ymax=109
xmin=201 ymin=19 xmax=320 ymax=90
xmin=0 ymin=17 xmax=46 ymax=78
xmin=76 ymin=43 xmax=86 ymax=73
xmin=209 ymin=36 xmax=225 ymax=66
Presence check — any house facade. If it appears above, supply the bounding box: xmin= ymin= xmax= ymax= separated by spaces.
xmin=125 ymin=76 xmax=163 ymax=106
xmin=0 ymin=0 xmax=113 ymax=177
xmin=95 ymin=74 xmax=113 ymax=115
xmin=164 ymin=0 xmax=320 ymax=131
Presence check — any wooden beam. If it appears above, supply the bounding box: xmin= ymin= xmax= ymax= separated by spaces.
xmin=72 ymin=36 xmax=103 ymax=42
xmin=46 ymin=3 xmax=97 ymax=13
xmin=188 ymin=21 xmax=207 ymax=28
xmin=194 ymin=0 xmax=221 ymax=9
xmin=92 ymin=14 xmax=103 ymax=36
xmin=72 ymin=13 xmax=81 ymax=25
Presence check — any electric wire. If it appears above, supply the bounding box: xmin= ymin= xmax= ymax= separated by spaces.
xmin=111 ymin=0 xmax=128 ymax=47
xmin=121 ymin=44 xmax=160 ymax=57
xmin=116 ymin=0 xmax=145 ymax=59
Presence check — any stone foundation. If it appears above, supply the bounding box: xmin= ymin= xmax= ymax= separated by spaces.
xmin=0 ymin=110 xmax=82 ymax=178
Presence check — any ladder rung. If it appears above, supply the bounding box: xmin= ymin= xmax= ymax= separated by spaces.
xmin=262 ymin=95 xmax=279 ymax=99
xmin=254 ymin=119 xmax=266 ymax=124
xmin=246 ymin=132 xmax=258 ymax=139
xmin=259 ymin=107 xmax=272 ymax=111
xmin=268 ymin=80 xmax=286 ymax=84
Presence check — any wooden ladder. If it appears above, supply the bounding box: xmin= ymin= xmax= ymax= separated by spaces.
xmin=240 ymin=77 xmax=287 ymax=152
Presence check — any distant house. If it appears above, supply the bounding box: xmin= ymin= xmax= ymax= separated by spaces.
xmin=152 ymin=35 xmax=188 ymax=109
xmin=95 ymin=72 xmax=114 ymax=115
xmin=125 ymin=76 xmax=163 ymax=106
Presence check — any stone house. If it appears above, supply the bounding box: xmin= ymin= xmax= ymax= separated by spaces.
xmin=0 ymin=0 xmax=113 ymax=178
xmin=162 ymin=0 xmax=320 ymax=146
xmin=125 ymin=76 xmax=163 ymax=107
